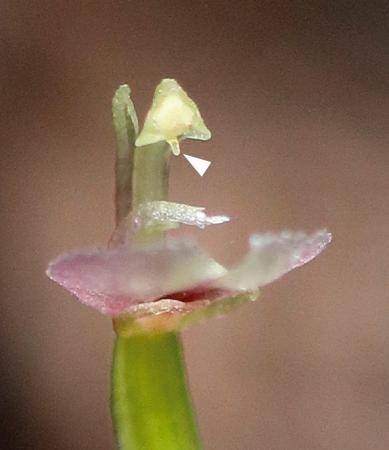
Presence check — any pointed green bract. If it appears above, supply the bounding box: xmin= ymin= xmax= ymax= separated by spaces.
xmin=135 ymin=79 xmax=211 ymax=155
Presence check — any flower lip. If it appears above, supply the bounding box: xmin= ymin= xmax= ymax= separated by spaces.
xmin=47 ymin=229 xmax=331 ymax=317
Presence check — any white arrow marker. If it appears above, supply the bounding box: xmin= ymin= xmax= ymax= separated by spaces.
xmin=183 ymin=154 xmax=211 ymax=176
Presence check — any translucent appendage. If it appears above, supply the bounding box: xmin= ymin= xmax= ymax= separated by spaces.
xmin=134 ymin=201 xmax=230 ymax=230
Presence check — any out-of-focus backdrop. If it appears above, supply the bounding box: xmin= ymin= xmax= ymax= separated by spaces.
xmin=1 ymin=2 xmax=388 ymax=449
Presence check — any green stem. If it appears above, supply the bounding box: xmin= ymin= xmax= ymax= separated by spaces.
xmin=111 ymin=332 xmax=202 ymax=450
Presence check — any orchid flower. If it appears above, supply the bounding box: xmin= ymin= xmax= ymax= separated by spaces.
xmin=46 ymin=80 xmax=331 ymax=450
xmin=47 ymin=205 xmax=330 ymax=332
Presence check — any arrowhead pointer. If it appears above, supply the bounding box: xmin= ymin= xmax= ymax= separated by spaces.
xmin=183 ymin=154 xmax=211 ymax=176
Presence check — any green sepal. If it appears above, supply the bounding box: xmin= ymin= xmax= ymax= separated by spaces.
xmin=112 ymin=85 xmax=139 ymax=225
xmin=113 ymin=290 xmax=260 ymax=337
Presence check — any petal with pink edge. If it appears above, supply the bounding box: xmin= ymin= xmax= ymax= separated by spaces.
xmin=215 ymin=230 xmax=332 ymax=291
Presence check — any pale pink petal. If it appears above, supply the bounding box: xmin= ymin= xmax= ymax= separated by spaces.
xmin=46 ymin=240 xmax=226 ymax=315
xmin=214 ymin=230 xmax=332 ymax=291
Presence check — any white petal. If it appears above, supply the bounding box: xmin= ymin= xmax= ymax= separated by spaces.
xmin=215 ymin=230 xmax=332 ymax=290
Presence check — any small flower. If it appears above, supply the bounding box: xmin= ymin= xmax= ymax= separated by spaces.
xmin=47 ymin=81 xmax=332 ymax=334
xmin=135 ymin=79 xmax=211 ymax=155
xmin=47 ymin=201 xmax=331 ymax=333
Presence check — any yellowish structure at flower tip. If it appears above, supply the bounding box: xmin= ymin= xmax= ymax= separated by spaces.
xmin=135 ymin=79 xmax=211 ymax=154
xmin=167 ymin=138 xmax=181 ymax=156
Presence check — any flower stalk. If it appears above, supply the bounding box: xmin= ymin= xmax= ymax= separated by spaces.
xmin=112 ymin=332 xmax=202 ymax=450
xmin=111 ymin=84 xmax=202 ymax=449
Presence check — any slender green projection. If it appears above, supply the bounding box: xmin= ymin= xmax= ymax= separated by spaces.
xmin=112 ymin=85 xmax=139 ymax=226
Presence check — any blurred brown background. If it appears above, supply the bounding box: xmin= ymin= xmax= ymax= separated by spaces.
xmin=1 ymin=1 xmax=388 ymax=449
